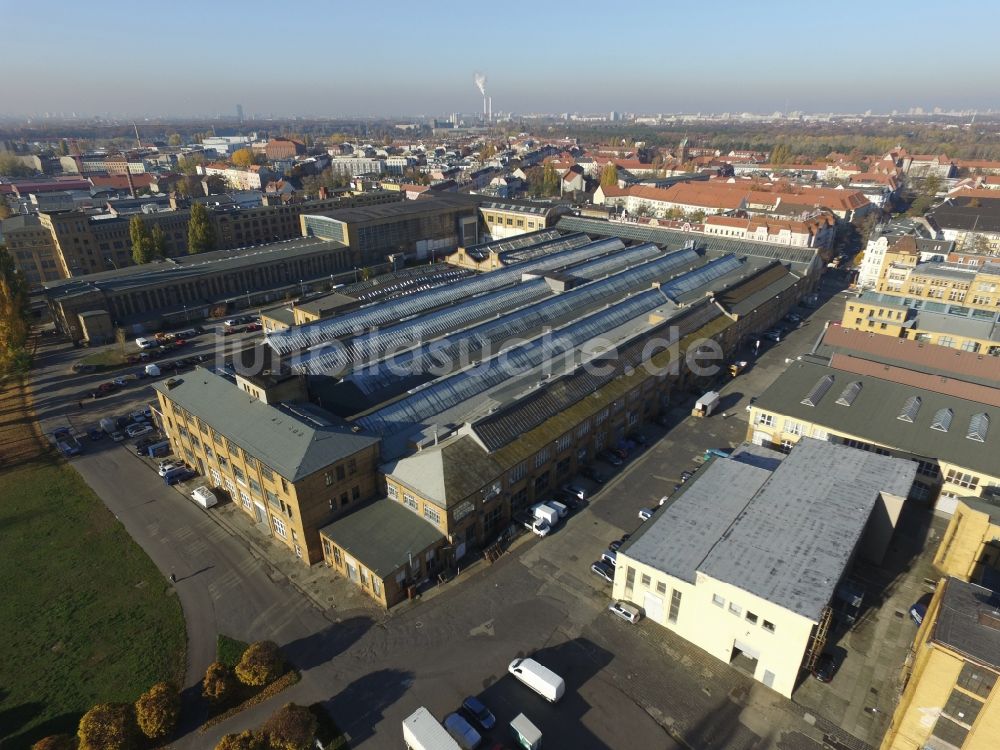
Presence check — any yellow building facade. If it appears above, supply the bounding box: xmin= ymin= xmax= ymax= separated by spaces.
xmin=880 ymin=577 xmax=1000 ymax=750
xmin=933 ymin=498 xmax=1000 ymax=585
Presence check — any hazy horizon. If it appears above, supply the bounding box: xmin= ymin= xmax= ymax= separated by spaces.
xmin=6 ymin=0 xmax=999 ymax=118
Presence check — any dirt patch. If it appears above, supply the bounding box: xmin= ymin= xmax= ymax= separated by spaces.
xmin=0 ymin=353 xmax=48 ymax=466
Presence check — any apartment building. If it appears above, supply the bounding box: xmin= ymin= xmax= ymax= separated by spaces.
xmin=0 ymin=214 xmax=64 ymax=287
xmin=747 ymin=327 xmax=1000 ymax=516
xmin=934 ymin=496 xmax=1000 ymax=587
xmin=264 ymin=138 xmax=306 ymax=160
xmin=153 ymin=367 xmax=380 ymax=564
xmin=841 ymin=291 xmax=1000 ymax=356
xmin=59 ymin=154 xmax=146 ymax=175
xmin=197 ymin=163 xmax=270 ymax=191
xmin=478 ymin=199 xmax=571 ymax=240
xmin=928 ymin=196 xmax=1000 ymax=252
xmin=879 ymin=577 xmax=1000 ymax=750
xmin=857 ymin=224 xmax=952 ymax=291
xmin=704 ymin=213 xmax=835 ymax=249
xmin=614 ymin=439 xmax=915 ymax=698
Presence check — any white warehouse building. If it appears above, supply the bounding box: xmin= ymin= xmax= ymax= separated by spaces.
xmin=612 ymin=438 xmax=916 ymax=698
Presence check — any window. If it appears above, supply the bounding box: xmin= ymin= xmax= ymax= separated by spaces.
xmin=508 ymin=462 xmax=527 ymax=485
xmin=783 ymin=419 xmax=802 ymax=436
xmin=336 ymin=465 xmax=345 ymax=481
xmin=265 ymin=490 xmax=281 ymax=509
xmin=957 ymin=662 xmax=997 ymax=698
xmin=757 ymin=413 xmax=774 ymax=427
xmin=745 ymin=611 xmax=758 ymax=624
xmin=239 ymin=490 xmax=251 ymax=509
xmin=729 ymin=602 xmax=742 ymax=616
xmin=325 ymin=472 xmax=334 ymax=486
xmin=668 ymin=590 xmax=682 ymax=623
xmin=249 ymin=478 xmax=261 ymax=494
xmin=273 ymin=518 xmax=286 ymax=538
xmin=352 ymin=486 xmax=360 ymax=500
xmin=946 ymin=469 xmax=980 ymax=490
xmin=624 ymin=566 xmax=635 ymax=592
xmin=640 ymin=573 xmax=651 ymax=587
xmin=260 ymin=464 xmax=273 ymax=481
xmin=387 ymin=484 xmax=399 ymax=499
xmin=233 ymin=466 xmax=245 ymax=485
xmin=656 ymin=581 xmax=667 ymax=595
xmin=403 ymin=493 xmax=418 ymax=511
xmin=942 ymin=688 xmax=983 ymax=726
xmin=423 ymin=505 xmax=441 ymax=524
xmin=763 ymin=620 xmax=776 ymax=633
xmin=372 ymin=578 xmax=381 ymax=597
xmin=556 ymin=433 xmax=572 ymax=452
xmin=712 ymin=594 xmax=725 ymax=608
xmin=533 ymin=447 xmax=550 ymax=468
xmin=348 ymin=459 xmax=357 ymax=475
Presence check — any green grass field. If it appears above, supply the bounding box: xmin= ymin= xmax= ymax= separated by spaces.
xmin=0 ymin=456 xmax=186 ymax=748
xmin=79 ymin=348 xmax=127 ymax=369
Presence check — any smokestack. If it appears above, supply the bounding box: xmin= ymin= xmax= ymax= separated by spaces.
xmin=488 ymin=97 xmax=492 ymax=123
xmin=474 ymin=72 xmax=488 ymax=123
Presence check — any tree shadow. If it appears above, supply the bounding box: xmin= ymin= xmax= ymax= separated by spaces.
xmin=281 ymin=616 xmax=374 ymax=671
xmin=321 ymin=668 xmax=413 ymax=746
xmin=3 ymin=707 xmax=81 ymax=749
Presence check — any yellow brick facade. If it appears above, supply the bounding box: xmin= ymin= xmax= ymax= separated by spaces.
xmin=934 ymin=500 xmax=1000 ymax=583
xmin=841 ymin=298 xmax=1000 ymax=355
xmin=875 ymin=242 xmax=1000 ymax=313
xmin=881 ymin=581 xmax=1000 ymax=750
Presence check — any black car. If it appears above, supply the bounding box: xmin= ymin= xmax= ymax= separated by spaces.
xmin=812 ymin=650 xmax=843 ymax=683
xmin=87 ymin=428 xmax=103 ymax=441
xmin=134 ymin=437 xmax=158 ymax=455
xmin=580 ymin=465 xmax=607 ymax=484
xmin=680 ymin=470 xmax=695 ymax=483
xmin=115 ymin=416 xmax=129 ymax=429
xmin=599 ymin=450 xmax=623 ymax=466
xmin=460 ymin=696 xmax=496 ymax=732
xmin=609 ymin=534 xmax=630 ymax=552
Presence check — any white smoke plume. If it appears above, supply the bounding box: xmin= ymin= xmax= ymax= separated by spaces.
xmin=474 ymin=72 xmax=487 ymax=96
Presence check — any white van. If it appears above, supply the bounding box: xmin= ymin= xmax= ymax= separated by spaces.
xmin=508 ymin=657 xmax=565 ymax=703
xmin=144 ymin=364 xmax=161 ymax=377
xmin=191 ymin=486 xmax=218 ymax=509
xmin=135 ymin=337 xmax=158 ymax=349
xmin=544 ymin=500 xmax=568 ymax=519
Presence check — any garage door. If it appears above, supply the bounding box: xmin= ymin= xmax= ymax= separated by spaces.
xmin=734 ymin=639 xmax=761 ymax=660
xmin=643 ymin=592 xmax=664 ymax=622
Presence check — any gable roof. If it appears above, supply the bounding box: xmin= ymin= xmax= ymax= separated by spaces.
xmin=382 ymin=435 xmax=504 ymax=508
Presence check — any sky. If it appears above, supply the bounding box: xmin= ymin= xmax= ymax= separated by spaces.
xmin=4 ymin=0 xmax=1000 ymax=118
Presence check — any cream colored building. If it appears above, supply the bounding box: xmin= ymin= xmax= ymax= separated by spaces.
xmin=748 ymin=328 xmax=1000 ymax=516
xmin=613 ymin=439 xmax=915 ymax=698
xmin=934 ymin=496 xmax=1000 ymax=587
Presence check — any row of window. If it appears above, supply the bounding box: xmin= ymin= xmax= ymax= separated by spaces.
xmin=711 ymin=593 xmax=776 ymax=632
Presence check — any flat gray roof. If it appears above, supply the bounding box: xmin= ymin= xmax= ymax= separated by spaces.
xmin=934 ymin=578 xmax=1000 ymax=669
xmin=306 ymin=193 xmax=475 ymax=224
xmin=319 ymin=499 xmax=443 ymax=578
xmin=153 ymin=367 xmax=378 ymax=481
xmin=755 ymin=360 xmax=999 ymax=476
xmin=624 ymin=439 xmax=916 ymax=621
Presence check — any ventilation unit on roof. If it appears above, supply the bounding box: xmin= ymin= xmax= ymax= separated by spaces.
xmin=967 ymin=413 xmax=990 ymax=442
xmin=898 ymin=395 xmax=921 ymax=422
xmin=931 ymin=408 xmax=954 ymax=432
xmin=801 ymin=374 xmax=834 ymax=407
xmin=836 ymin=381 xmax=863 ymax=407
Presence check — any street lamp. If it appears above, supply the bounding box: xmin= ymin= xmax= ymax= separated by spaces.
xmin=245 ymin=289 xmax=251 ymax=307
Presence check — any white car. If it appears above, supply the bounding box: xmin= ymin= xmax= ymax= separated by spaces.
xmin=531 ymin=519 xmax=551 ymax=537
xmin=638 ymin=508 xmax=654 ymax=521
xmin=126 ymin=423 xmax=153 ymax=438
xmin=609 ymin=601 xmax=643 ymax=624
xmin=158 ymin=460 xmax=183 ymax=476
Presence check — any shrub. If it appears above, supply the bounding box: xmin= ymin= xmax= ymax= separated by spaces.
xmin=134 ymin=681 xmax=180 ymax=739
xmin=261 ymin=703 xmax=318 ymax=750
xmin=77 ymin=703 xmax=138 ymax=750
xmin=203 ymin=661 xmax=236 ymax=704
xmin=31 ymin=736 xmax=77 ymax=750
xmin=215 ymin=730 xmax=267 ymax=750
xmin=234 ymin=641 xmax=284 ymax=687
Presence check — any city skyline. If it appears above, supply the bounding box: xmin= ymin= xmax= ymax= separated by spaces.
xmin=5 ymin=0 xmax=1000 ymax=118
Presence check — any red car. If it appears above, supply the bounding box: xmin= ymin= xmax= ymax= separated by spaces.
xmin=245 ymin=323 xmax=262 ymax=332
xmin=173 ymin=339 xmax=186 ymax=346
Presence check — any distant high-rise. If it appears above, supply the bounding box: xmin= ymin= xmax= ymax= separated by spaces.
xmin=236 ymin=104 xmax=244 ymax=123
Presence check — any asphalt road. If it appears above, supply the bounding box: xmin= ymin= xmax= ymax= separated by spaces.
xmin=28 ymin=275 xmax=854 ymax=749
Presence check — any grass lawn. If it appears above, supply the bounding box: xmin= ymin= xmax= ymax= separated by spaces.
xmin=0 ymin=456 xmax=186 ymax=748
xmin=217 ymin=634 xmax=250 ymax=668
xmin=79 ymin=348 xmax=127 ymax=368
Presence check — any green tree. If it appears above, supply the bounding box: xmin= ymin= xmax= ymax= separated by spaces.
xmin=176 ymin=155 xmax=204 ymax=175
xmin=150 ymin=224 xmax=167 ymax=259
xmin=204 ymin=174 xmax=228 ymax=195
xmin=261 ymin=703 xmax=317 ymax=750
xmin=129 ymin=215 xmax=153 ymax=265
xmin=216 ymin=731 xmax=267 ymax=750
xmin=0 ymin=154 xmax=35 ymax=177
xmin=599 ymin=163 xmax=619 ymax=189
xmin=187 ymin=202 xmax=217 ymax=254
xmin=234 ymin=640 xmax=285 ymax=687
xmin=0 ymin=202 xmax=11 ymax=220
xmin=0 ymin=244 xmax=30 ymax=373
xmin=542 ymin=163 xmax=559 ymax=196
xmin=167 ymin=133 xmax=183 ymax=147
xmin=202 ymin=661 xmax=236 ymax=704
xmin=922 ymin=173 xmax=942 ymax=196
xmin=77 ymin=703 xmax=139 ymax=750
xmin=58 ymin=139 xmax=70 ymax=156
xmin=770 ymin=143 xmax=792 ymax=165
xmin=134 ymin=682 xmax=180 ymax=740
xmin=31 ymin=735 xmax=76 ymax=750
xmin=231 ymin=148 xmax=255 ymax=168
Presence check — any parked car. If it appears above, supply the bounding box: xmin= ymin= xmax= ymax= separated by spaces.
xmin=164 ymin=468 xmax=196 ymax=486
xmin=245 ymin=323 xmax=262 ymax=332
xmin=609 ymin=601 xmax=643 ymax=624
xmin=158 ymin=460 xmax=184 ymax=477
xmin=126 ymin=423 xmax=153 ymax=438
xmin=443 ymin=713 xmax=482 ymax=750
xmin=812 ymin=650 xmax=842 ymax=683
xmin=561 ymin=483 xmax=587 ymax=500
xmin=608 ymin=534 xmax=630 ymax=552
xmin=460 ymin=696 xmax=496 ymax=732
xmin=763 ymin=328 xmax=783 ymax=343
xmin=110 ymin=431 xmax=125 ymax=442
xmin=909 ymin=593 xmax=933 ymax=625
xmin=628 ymin=432 xmax=648 ymax=446
xmin=87 ymin=428 xmax=103 ymax=441
xmin=115 ymin=416 xmax=130 ymax=429
xmin=134 ymin=437 xmax=158 ymax=455
xmin=112 ymin=374 xmax=138 ymax=387
xmin=601 ymin=550 xmax=617 ymax=567
xmin=598 ymin=450 xmax=623 ymax=466
xmin=579 ymin=465 xmax=607 ymax=484
xmin=680 ymin=470 xmax=695 ymax=483
xmin=591 ymin=561 xmax=614 ymax=583
xmin=638 ymin=508 xmax=654 ymax=521
xmin=784 ymin=312 xmax=801 ymax=325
